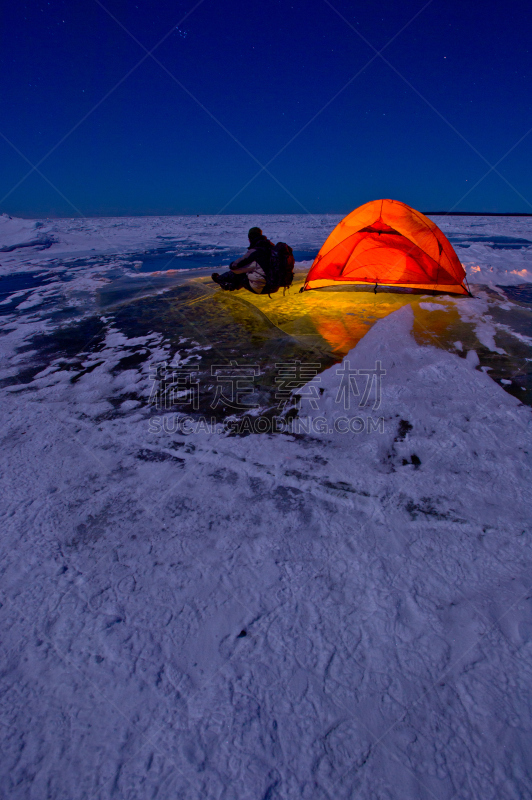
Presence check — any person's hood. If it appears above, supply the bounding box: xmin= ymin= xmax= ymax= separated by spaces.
xmin=249 ymin=234 xmax=273 ymax=249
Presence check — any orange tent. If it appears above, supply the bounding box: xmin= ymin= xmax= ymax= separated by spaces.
xmin=304 ymin=199 xmax=469 ymax=295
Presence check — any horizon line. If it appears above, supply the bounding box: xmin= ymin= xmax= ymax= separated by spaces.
xmin=3 ymin=210 xmax=532 ymax=220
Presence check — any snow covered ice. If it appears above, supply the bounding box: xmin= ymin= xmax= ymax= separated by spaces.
xmin=1 ymin=213 xmax=532 ymax=799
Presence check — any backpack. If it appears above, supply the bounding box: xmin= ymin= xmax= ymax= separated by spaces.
xmin=265 ymin=242 xmax=295 ymax=295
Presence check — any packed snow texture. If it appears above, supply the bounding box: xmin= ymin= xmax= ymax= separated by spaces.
xmin=1 ymin=214 xmax=532 ymax=799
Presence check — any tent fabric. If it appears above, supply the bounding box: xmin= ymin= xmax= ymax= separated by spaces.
xmin=304 ymin=199 xmax=469 ymax=295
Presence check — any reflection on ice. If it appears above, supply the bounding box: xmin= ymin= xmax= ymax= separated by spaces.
xmin=4 ymin=263 xmax=531 ymax=414
xmin=1 ymin=213 xmax=531 ymax=414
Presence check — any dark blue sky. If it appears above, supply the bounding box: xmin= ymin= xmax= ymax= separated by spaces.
xmin=1 ymin=0 xmax=531 ymax=216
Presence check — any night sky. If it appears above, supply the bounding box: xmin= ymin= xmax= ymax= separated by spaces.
xmin=1 ymin=0 xmax=531 ymax=217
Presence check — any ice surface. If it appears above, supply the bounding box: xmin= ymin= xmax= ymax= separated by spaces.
xmin=2 ymin=212 xmax=532 ymax=283
xmin=1 ymin=215 xmax=532 ymax=799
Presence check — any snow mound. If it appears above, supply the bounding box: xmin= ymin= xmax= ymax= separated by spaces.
xmin=296 ymin=304 xmax=531 ymax=530
xmin=0 ymin=213 xmax=48 ymax=249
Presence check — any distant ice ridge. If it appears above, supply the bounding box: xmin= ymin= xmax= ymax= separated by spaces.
xmin=0 ymin=213 xmax=55 ymax=252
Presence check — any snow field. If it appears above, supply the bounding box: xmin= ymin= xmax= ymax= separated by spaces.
xmin=1 ymin=301 xmax=531 ymax=799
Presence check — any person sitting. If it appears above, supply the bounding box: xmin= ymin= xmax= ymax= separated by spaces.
xmin=212 ymin=227 xmax=274 ymax=294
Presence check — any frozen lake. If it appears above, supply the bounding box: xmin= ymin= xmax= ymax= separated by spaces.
xmin=1 ymin=213 xmax=532 ymax=799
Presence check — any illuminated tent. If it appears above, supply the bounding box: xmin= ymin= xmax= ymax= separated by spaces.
xmin=304 ymin=199 xmax=469 ymax=295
